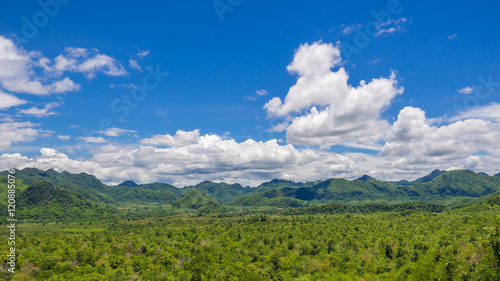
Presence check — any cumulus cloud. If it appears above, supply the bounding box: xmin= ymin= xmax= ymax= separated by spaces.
xmin=0 ymin=133 xmax=358 ymax=186
xmin=0 ymin=121 xmax=51 ymax=150
xmin=0 ymin=36 xmax=126 ymax=95
xmin=40 ymin=47 xmax=127 ymax=79
xmin=57 ymin=135 xmax=71 ymax=140
xmin=18 ymin=102 xmax=60 ymax=117
xmin=265 ymin=41 xmax=403 ymax=149
xmin=381 ymin=106 xmax=500 ymax=170
xmin=0 ymin=90 xmax=27 ymax=110
xmin=140 ymin=129 xmax=201 ymax=147
xmin=0 ymin=36 xmax=81 ymax=95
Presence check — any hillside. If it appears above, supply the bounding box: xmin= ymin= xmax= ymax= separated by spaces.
xmin=173 ymin=189 xmax=223 ymax=211
xmin=2 ymin=168 xmax=500 ymax=208
xmin=230 ymin=170 xmax=500 ymax=206
xmin=0 ymin=168 xmax=114 ymax=203
xmin=17 ymin=181 xmax=117 ymax=221
xmin=112 ymin=181 xmax=181 ymax=204
xmin=182 ymin=181 xmax=253 ymax=203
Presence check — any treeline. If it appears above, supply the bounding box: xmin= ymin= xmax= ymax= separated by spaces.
xmin=282 ymin=201 xmax=447 ymax=215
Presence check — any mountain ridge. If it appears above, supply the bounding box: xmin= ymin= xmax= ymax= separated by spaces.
xmin=3 ymin=168 xmax=500 ymax=207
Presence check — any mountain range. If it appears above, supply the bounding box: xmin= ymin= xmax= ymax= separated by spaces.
xmin=2 ymin=168 xmax=500 ymax=217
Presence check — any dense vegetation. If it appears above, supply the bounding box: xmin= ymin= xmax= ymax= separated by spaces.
xmin=1 ymin=203 xmax=499 ymax=280
xmin=1 ymin=168 xmax=500 ymax=280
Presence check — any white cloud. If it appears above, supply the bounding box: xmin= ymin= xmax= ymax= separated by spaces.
xmin=265 ymin=41 xmax=403 ymax=149
xmin=458 ymin=86 xmax=475 ymax=94
xmin=76 ymin=136 xmax=107 ymax=143
xmin=256 ymin=89 xmax=269 ymax=96
xmin=375 ymin=18 xmax=407 ymax=37
xmin=0 ymin=36 xmax=81 ymax=95
xmin=0 ymin=36 xmax=126 ymax=95
xmin=446 ymin=102 xmax=500 ymax=123
xmin=0 ymin=90 xmax=27 ymax=110
xmin=0 ymin=121 xmax=50 ymax=149
xmin=57 ymin=135 xmax=71 ymax=140
xmin=243 ymin=95 xmax=256 ymax=101
xmin=129 ymin=59 xmax=141 ymax=71
xmin=140 ymin=129 xmax=201 ymax=147
xmin=381 ymin=106 xmax=500 ymax=167
xmin=448 ymin=33 xmax=458 ymax=39
xmin=268 ymin=122 xmax=289 ymax=132
xmin=341 ymin=23 xmax=363 ymax=35
xmin=101 ymin=127 xmax=137 ymax=137
xmin=0 ymin=133 xmax=358 ymax=186
xmin=110 ymin=83 xmax=135 ymax=89
xmin=136 ymin=50 xmax=150 ymax=58
xmin=43 ymin=50 xmax=128 ymax=79
xmin=18 ymin=102 xmax=60 ymax=117
xmin=127 ymin=50 xmax=149 ymax=71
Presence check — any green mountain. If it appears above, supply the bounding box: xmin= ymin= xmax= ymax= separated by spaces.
xmin=111 ymin=187 xmax=179 ymax=204
xmin=1 ymin=168 xmax=114 ymax=203
xmin=254 ymin=179 xmax=321 ymax=193
xmin=231 ymin=170 xmax=500 ymax=206
xmin=254 ymin=179 xmax=304 ymax=192
xmin=112 ymin=181 xmax=181 ymax=204
xmin=117 ymin=180 xmax=139 ymax=187
xmin=17 ymin=181 xmax=116 ymax=221
xmin=495 ymin=173 xmax=500 ymax=177
xmin=392 ymin=169 xmax=446 ymax=185
xmin=182 ymin=181 xmax=253 ymax=203
xmin=3 ymin=168 xmax=500 ymax=209
xmin=173 ymin=189 xmax=223 ymax=211
xmin=405 ymin=170 xmax=500 ymax=200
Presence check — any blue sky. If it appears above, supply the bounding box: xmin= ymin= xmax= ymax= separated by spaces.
xmin=0 ymin=0 xmax=499 ymax=186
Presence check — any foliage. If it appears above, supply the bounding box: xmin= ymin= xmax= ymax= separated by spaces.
xmin=173 ymin=189 xmax=224 ymax=211
xmin=1 ymin=205 xmax=498 ymax=280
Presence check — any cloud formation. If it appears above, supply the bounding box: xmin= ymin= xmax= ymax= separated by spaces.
xmin=0 ymin=133 xmax=357 ymax=186
xmin=0 ymin=121 xmax=51 ymax=150
xmin=265 ymin=41 xmax=403 ymax=149
xmin=0 ymin=90 xmax=27 ymax=110
xmin=18 ymin=102 xmax=60 ymax=117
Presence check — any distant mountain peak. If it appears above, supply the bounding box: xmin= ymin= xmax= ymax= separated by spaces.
xmin=118 ymin=180 xmax=139 ymax=187
xmin=495 ymin=172 xmax=500 ymax=177
xmin=413 ymin=169 xmax=446 ymax=184
xmin=356 ymin=175 xmax=375 ymax=181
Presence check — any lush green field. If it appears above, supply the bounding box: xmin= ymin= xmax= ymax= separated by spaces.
xmin=1 ymin=205 xmax=499 ymax=280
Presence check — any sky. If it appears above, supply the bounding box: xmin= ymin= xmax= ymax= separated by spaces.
xmin=0 ymin=0 xmax=499 ymax=187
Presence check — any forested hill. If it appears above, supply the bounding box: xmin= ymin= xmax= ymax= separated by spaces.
xmin=2 ymin=168 xmax=500 ymax=207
